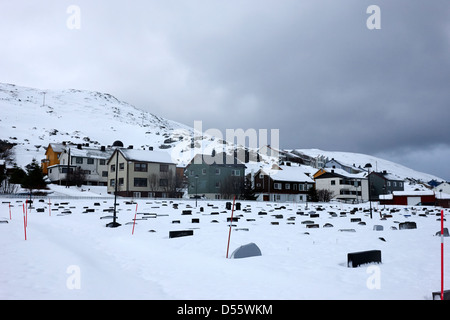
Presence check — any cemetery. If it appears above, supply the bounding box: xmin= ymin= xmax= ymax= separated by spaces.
xmin=0 ymin=196 xmax=448 ymax=299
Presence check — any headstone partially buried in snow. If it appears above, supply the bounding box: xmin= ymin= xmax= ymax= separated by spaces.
xmin=230 ymin=243 xmax=262 ymax=259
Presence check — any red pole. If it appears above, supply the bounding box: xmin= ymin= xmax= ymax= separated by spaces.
xmin=226 ymin=196 xmax=236 ymax=259
xmin=23 ymin=205 xmax=27 ymax=241
xmin=9 ymin=203 xmax=11 ymax=220
xmin=132 ymin=203 xmax=138 ymax=235
xmin=441 ymin=209 xmax=444 ymax=300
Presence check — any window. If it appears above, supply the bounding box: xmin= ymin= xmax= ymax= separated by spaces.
xmin=102 ymin=171 xmax=108 ymax=177
xmin=399 ymin=182 xmax=403 ymax=187
xmin=134 ymin=178 xmax=147 ymax=187
xmin=119 ymin=178 xmax=124 ymax=186
xmin=274 ymin=183 xmax=282 ymax=190
xmin=215 ymin=181 xmax=221 ymax=188
xmin=232 ymin=170 xmax=240 ymax=176
xmin=75 ymin=157 xmax=83 ymax=164
xmin=215 ymin=168 xmax=221 ymax=175
xmin=110 ymin=164 xmax=115 ymax=172
xmin=159 ymin=179 xmax=168 ymax=187
xmin=110 ymin=179 xmax=115 ymax=187
xmin=160 ymin=164 xmax=169 ymax=172
xmin=134 ymin=163 xmax=148 ymax=172
xmin=202 ymin=168 xmax=207 ymax=175
xmin=331 ymin=180 xmax=336 ymax=185
xmin=293 ymin=184 xmax=298 ymax=191
xmin=285 ymin=183 xmax=290 ymax=190
xmin=87 ymin=158 xmax=94 ymax=165
xmin=119 ymin=163 xmax=124 ymax=170
xmin=100 ymin=159 xmax=106 ymax=166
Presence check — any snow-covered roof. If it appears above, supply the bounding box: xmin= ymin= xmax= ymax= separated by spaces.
xmin=118 ymin=148 xmax=175 ymax=164
xmin=68 ymin=147 xmax=113 ymax=159
xmin=260 ymin=165 xmax=315 ymax=183
xmin=319 ymin=167 xmax=367 ymax=180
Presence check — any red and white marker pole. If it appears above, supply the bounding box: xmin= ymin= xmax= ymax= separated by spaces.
xmin=23 ymin=203 xmax=27 ymax=241
xmin=132 ymin=203 xmax=138 ymax=235
xmin=9 ymin=203 xmax=11 ymax=220
xmin=441 ymin=209 xmax=444 ymax=300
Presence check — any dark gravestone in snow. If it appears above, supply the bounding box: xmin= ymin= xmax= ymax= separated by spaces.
xmin=347 ymin=250 xmax=382 ymax=268
xmin=230 ymin=243 xmax=262 ymax=259
xmin=399 ymin=221 xmax=417 ymax=230
xmin=169 ymin=230 xmax=194 ymax=239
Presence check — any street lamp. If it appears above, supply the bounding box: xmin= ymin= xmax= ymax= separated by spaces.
xmin=195 ymin=175 xmax=199 ymax=208
xmin=107 ymin=140 xmax=123 ymax=228
xmin=364 ymin=163 xmax=373 ymax=219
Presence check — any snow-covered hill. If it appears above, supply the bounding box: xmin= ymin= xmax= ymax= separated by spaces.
xmin=0 ymin=83 xmax=444 ymax=184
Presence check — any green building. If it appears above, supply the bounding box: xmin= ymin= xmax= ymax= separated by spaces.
xmin=185 ymin=153 xmax=246 ymax=200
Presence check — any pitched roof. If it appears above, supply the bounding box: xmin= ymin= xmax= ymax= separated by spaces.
xmin=260 ymin=165 xmax=315 ymax=183
xmin=113 ymin=148 xmax=175 ymax=165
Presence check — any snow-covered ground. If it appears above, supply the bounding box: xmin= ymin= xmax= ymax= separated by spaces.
xmin=1 ymin=186 xmax=448 ymax=300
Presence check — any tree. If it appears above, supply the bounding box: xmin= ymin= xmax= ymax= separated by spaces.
xmin=317 ymin=189 xmax=334 ymax=202
xmin=240 ymin=175 xmax=257 ymax=200
xmin=21 ymin=159 xmax=47 ymax=193
xmin=68 ymin=167 xmax=86 ymax=187
xmin=220 ymin=176 xmax=243 ymax=200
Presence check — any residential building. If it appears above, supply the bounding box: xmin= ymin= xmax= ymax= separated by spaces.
xmin=185 ymin=152 xmax=246 ymax=200
xmin=253 ymin=164 xmax=315 ymax=202
xmin=47 ymin=144 xmax=113 ymax=186
xmin=368 ymin=171 xmax=405 ymax=200
xmin=324 ymin=158 xmax=364 ymax=175
xmin=379 ymin=190 xmax=436 ymax=206
xmin=314 ymin=168 xmax=369 ymax=203
xmin=107 ymin=148 xmax=177 ymax=198
xmin=41 ymin=143 xmax=66 ymax=175
xmin=434 ymin=182 xmax=450 ymax=195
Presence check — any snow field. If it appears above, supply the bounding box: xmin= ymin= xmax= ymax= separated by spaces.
xmin=0 ymin=197 xmax=449 ymax=300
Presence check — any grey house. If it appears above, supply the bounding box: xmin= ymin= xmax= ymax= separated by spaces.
xmin=368 ymin=171 xmax=405 ymax=200
xmin=185 ymin=152 xmax=246 ymax=200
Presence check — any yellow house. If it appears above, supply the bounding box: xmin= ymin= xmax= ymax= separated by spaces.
xmin=41 ymin=143 xmax=66 ymax=175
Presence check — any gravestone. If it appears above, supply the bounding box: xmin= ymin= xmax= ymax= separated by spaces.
xmin=230 ymin=243 xmax=262 ymax=259
xmin=373 ymin=225 xmax=384 ymax=231
xmin=347 ymin=250 xmax=382 ymax=268
xmin=169 ymin=230 xmax=194 ymax=238
xmin=435 ymin=228 xmax=449 ymax=237
xmin=399 ymin=221 xmax=417 ymax=230
xmin=432 ymin=290 xmax=450 ymax=300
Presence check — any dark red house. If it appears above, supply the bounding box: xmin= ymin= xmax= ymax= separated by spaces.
xmin=379 ymin=190 xmax=436 ymax=206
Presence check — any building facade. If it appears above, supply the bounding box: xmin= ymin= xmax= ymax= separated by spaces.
xmin=253 ymin=164 xmax=315 ymax=202
xmin=314 ymin=168 xmax=369 ymax=203
xmin=185 ymin=153 xmax=246 ymax=200
xmin=107 ymin=148 xmax=177 ymax=198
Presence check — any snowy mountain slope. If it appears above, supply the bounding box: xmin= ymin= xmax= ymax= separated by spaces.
xmin=0 ymin=82 xmax=443 ymax=184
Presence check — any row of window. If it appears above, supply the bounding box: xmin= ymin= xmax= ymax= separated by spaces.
xmin=72 ymin=157 xmax=107 ymax=165
xmin=110 ymin=178 xmax=169 ymax=188
xmin=256 ymin=182 xmax=313 ymax=191
xmin=111 ymin=163 xmax=169 ymax=173
xmin=188 ymin=169 xmax=241 ymax=176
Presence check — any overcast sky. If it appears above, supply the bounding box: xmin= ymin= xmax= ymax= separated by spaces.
xmin=1 ymin=1 xmax=449 ymax=180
